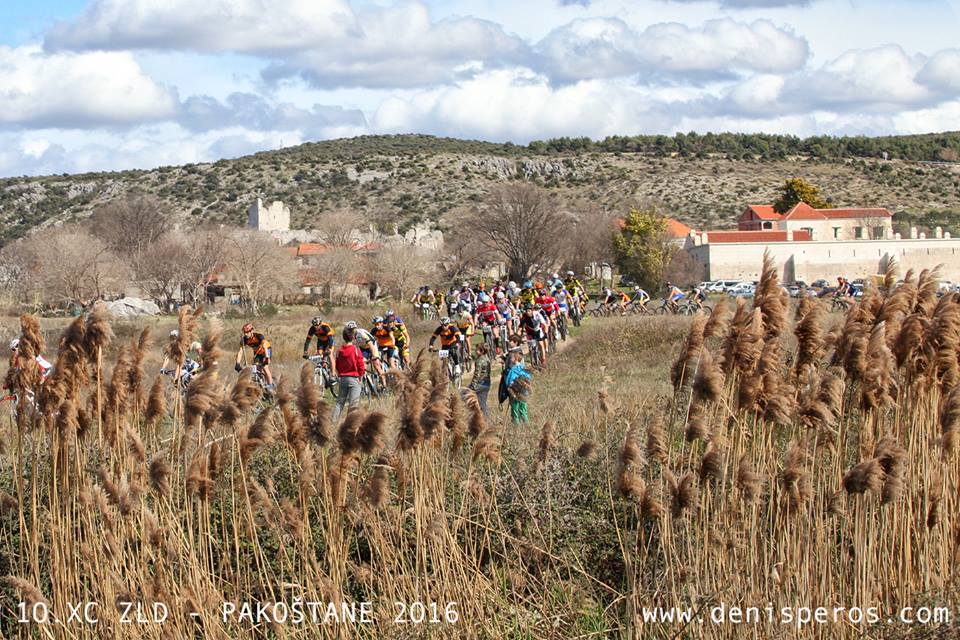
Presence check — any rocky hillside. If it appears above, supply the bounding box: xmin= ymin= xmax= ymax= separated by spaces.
xmin=2 ymin=133 xmax=960 ymax=245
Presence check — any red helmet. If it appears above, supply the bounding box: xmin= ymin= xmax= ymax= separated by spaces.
xmin=242 ymin=323 xmax=254 ymax=334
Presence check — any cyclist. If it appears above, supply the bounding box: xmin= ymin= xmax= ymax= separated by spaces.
xmin=457 ymin=284 xmax=476 ymax=313
xmin=429 ymin=316 xmax=464 ymax=374
xmin=371 ymin=316 xmax=399 ymax=371
xmin=629 ymin=285 xmax=650 ymax=311
xmin=536 ymin=287 xmax=559 ymax=335
xmin=495 ymin=291 xmax=517 ymax=336
xmin=161 ymin=329 xmax=203 ymax=386
xmin=345 ymin=320 xmax=384 ymax=387
xmin=505 ymin=281 xmax=521 ymax=301
xmin=553 ymin=284 xmax=571 ymax=318
xmin=665 ymin=282 xmax=685 ymax=313
xmin=836 ymin=277 xmax=852 ymax=297
xmin=434 ymin=289 xmax=446 ymax=316
xmin=410 ymin=286 xmax=436 ymax=318
xmin=302 ymin=316 xmax=336 ymax=371
xmin=688 ymin=285 xmax=707 ymax=311
xmin=386 ymin=311 xmax=410 ymax=369
xmin=475 ymin=294 xmax=501 ymax=354
xmin=601 ymin=287 xmax=624 ymax=314
xmin=6 ymin=338 xmax=53 ymax=382
xmin=234 ymin=323 xmax=274 ymax=389
xmin=516 ymin=281 xmax=534 ymax=307
xmin=519 ymin=304 xmax=549 ymax=366
xmin=457 ymin=310 xmax=476 ymax=359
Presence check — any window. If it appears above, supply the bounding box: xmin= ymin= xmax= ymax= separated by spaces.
xmin=802 ymin=227 xmax=814 ymax=238
xmin=873 ymin=226 xmax=884 ymax=239
xmin=833 ymin=227 xmax=841 ymax=239
xmin=762 ymin=221 xmax=772 ymax=230
xmin=855 ymin=226 xmax=864 ymax=239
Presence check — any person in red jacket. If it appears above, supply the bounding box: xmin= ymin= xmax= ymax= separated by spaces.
xmin=332 ymin=325 xmax=365 ymax=422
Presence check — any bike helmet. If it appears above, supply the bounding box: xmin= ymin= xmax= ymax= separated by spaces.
xmin=373 ymin=316 xmax=384 ymax=324
xmin=495 ymin=292 xmax=505 ymax=300
xmin=634 ymin=286 xmax=641 ymax=292
xmin=508 ymin=281 xmax=517 ymax=288
xmin=241 ymin=323 xmax=254 ymax=334
xmin=311 ymin=316 xmax=322 ymax=326
xmin=345 ymin=320 xmax=358 ymax=330
xmin=523 ymin=303 xmax=533 ymax=311
xmin=479 ymin=294 xmax=490 ymax=302
xmin=386 ymin=309 xmax=395 ymax=317
xmin=440 ymin=316 xmax=451 ymax=324
xmin=169 ymin=329 xmax=179 ymax=338
xmin=9 ymin=338 xmax=19 ymax=350
xmin=523 ymin=280 xmax=533 ymax=289
xmin=566 ymin=270 xmax=574 ymax=277
xmin=552 ymin=273 xmax=559 ymax=280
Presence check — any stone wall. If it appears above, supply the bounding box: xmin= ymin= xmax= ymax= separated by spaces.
xmin=690 ymin=238 xmax=960 ymax=283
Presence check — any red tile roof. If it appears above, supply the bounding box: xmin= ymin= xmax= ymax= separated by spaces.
xmin=666 ymin=218 xmax=693 ymax=238
xmin=704 ymin=230 xmax=812 ymax=244
xmin=745 ymin=205 xmax=781 ymax=220
xmin=822 ymin=207 xmax=891 ymax=219
xmin=782 ymin=202 xmax=824 ymax=220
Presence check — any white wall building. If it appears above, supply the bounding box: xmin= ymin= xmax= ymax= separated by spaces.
xmin=247 ymin=198 xmax=290 ymax=232
xmin=675 ymin=202 xmax=959 ymax=283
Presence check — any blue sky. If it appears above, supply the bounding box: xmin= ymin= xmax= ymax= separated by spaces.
xmin=1 ymin=0 xmax=959 ymax=177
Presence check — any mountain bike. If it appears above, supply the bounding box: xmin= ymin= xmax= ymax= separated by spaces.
xmin=435 ymin=347 xmax=462 ymax=389
xmin=831 ymin=296 xmax=851 ymax=312
xmin=556 ymin=313 xmax=568 ymax=342
xmin=307 ymin=355 xmax=338 ymax=399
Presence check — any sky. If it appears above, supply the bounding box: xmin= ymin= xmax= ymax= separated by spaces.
xmin=1 ymin=0 xmax=959 ymax=177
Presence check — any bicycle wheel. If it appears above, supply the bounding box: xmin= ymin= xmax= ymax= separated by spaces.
xmin=558 ymin=316 xmax=568 ymax=341
xmin=701 ymin=305 xmax=713 ymax=316
xmin=654 ymin=304 xmax=669 ymax=315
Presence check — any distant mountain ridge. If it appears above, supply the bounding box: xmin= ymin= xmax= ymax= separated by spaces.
xmin=1 ymin=132 xmax=959 ymax=246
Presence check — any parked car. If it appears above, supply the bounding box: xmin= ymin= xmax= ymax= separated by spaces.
xmin=851 ymin=283 xmax=864 ymax=298
xmin=793 ymin=280 xmax=809 ymax=289
xmin=619 ymin=275 xmax=636 ymax=287
xmin=727 ymin=283 xmax=756 ymax=297
xmin=811 ymin=279 xmax=829 ymax=289
xmin=716 ymin=279 xmax=742 ymax=292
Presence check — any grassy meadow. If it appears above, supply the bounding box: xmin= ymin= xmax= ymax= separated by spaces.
xmin=0 ymin=264 xmax=959 ymax=639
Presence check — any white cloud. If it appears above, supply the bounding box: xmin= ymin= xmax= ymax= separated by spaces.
xmin=47 ymin=0 xmax=529 ymax=90
xmin=46 ymin=0 xmax=359 ymax=55
xmin=262 ymin=3 xmax=529 ymax=89
xmin=780 ymin=45 xmax=934 ymax=111
xmin=0 ymin=45 xmax=177 ymax=128
xmin=178 ymin=92 xmax=367 ymax=135
xmin=918 ymin=49 xmax=960 ymax=93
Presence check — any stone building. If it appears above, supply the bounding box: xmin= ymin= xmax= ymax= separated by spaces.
xmin=247 ymin=198 xmax=290 ymax=232
xmin=673 ymin=203 xmax=960 ymax=283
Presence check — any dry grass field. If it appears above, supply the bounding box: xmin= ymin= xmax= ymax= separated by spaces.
xmin=1 ymin=258 xmax=959 ymax=638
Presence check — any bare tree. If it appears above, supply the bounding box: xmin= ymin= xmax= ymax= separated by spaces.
xmin=180 ymin=227 xmax=227 ymax=307
xmin=465 ymin=184 xmax=571 ymax=280
xmin=88 ymin=195 xmax=171 ymax=272
xmin=136 ymin=234 xmax=190 ymax=312
xmin=564 ymin=200 xmax=620 ymax=273
xmin=223 ymin=230 xmax=299 ymax=311
xmin=0 ymin=242 xmax=34 ymax=306
xmin=23 ymin=227 xmax=128 ymax=307
xmin=374 ymin=246 xmax=440 ymax=300
xmin=305 ymin=247 xmax=363 ymax=304
xmin=441 ymin=207 xmax=497 ymax=281
xmin=315 ymin=208 xmax=362 ymax=247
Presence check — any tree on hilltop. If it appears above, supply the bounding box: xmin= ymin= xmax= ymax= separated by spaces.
xmin=773 ymin=178 xmax=833 ymax=214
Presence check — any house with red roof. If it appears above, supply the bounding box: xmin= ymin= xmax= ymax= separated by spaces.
xmin=737 ymin=202 xmax=893 ymax=241
xmin=681 ymin=201 xmax=958 ymax=283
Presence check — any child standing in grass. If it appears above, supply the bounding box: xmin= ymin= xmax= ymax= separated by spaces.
xmin=503 ymin=351 xmax=531 ymax=424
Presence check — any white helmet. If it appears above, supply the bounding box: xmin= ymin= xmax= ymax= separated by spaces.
xmin=169 ymin=329 xmax=179 ymax=338
xmin=496 ymin=292 xmax=505 ymax=300
xmin=345 ymin=320 xmax=358 ymax=330
xmin=508 ymin=281 xmax=516 ymax=288
xmin=9 ymin=338 xmax=20 ymax=350
xmin=566 ymin=270 xmax=574 ymax=277
xmin=552 ymin=273 xmax=559 ymax=279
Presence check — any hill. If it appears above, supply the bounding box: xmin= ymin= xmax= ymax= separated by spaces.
xmin=1 ymin=132 xmax=960 ymax=245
